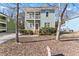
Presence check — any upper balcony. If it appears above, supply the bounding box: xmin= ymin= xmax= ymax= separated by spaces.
xmin=26 ymin=12 xmax=40 ymax=20
xmin=35 ymin=15 xmax=40 ymax=19
xmin=0 ymin=19 xmax=7 ymax=24
xmin=0 ymin=23 xmax=7 ymax=31
xmin=0 ymin=14 xmax=7 ymax=23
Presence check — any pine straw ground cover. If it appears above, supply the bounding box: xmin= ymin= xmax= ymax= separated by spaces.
xmin=0 ymin=35 xmax=79 ymax=56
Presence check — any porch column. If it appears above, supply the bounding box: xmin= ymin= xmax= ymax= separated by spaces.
xmin=34 ymin=12 xmax=36 ymax=32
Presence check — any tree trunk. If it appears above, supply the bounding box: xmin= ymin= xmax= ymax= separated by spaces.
xmin=56 ymin=3 xmax=68 ymax=40
xmin=16 ymin=3 xmax=19 ymax=43
xmin=56 ymin=17 xmax=61 ymax=40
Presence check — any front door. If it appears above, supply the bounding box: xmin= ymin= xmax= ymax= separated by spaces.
xmin=35 ymin=23 xmax=39 ymax=30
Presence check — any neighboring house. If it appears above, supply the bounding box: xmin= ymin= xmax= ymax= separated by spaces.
xmin=24 ymin=7 xmax=57 ymax=32
xmin=61 ymin=27 xmax=73 ymax=32
xmin=0 ymin=13 xmax=15 ymax=33
xmin=0 ymin=13 xmax=7 ymax=32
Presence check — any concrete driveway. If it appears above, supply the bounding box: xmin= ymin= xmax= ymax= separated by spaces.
xmin=0 ymin=33 xmax=12 ymax=37
xmin=0 ymin=33 xmax=16 ymax=44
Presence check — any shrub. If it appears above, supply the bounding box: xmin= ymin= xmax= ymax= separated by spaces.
xmin=27 ymin=30 xmax=33 ymax=35
xmin=20 ymin=29 xmax=33 ymax=35
xmin=39 ymin=27 xmax=56 ymax=35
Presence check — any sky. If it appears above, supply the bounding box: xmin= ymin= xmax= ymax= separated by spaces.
xmin=61 ymin=17 xmax=79 ymax=32
xmin=0 ymin=3 xmax=79 ymax=32
xmin=60 ymin=3 xmax=79 ymax=32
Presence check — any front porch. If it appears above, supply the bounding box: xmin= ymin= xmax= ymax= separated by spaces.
xmin=26 ymin=20 xmax=40 ymax=33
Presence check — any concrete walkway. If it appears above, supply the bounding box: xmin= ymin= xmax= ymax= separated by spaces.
xmin=0 ymin=33 xmax=16 ymax=44
xmin=0 ymin=33 xmax=39 ymax=44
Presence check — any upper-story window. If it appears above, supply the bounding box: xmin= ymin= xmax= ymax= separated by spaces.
xmin=30 ymin=12 xmax=34 ymax=18
xmin=35 ymin=12 xmax=40 ymax=19
xmin=27 ymin=12 xmax=34 ymax=19
xmin=46 ymin=12 xmax=49 ymax=17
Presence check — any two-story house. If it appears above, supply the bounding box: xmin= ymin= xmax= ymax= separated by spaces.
xmin=0 ymin=13 xmax=16 ymax=33
xmin=0 ymin=13 xmax=7 ymax=32
xmin=24 ymin=7 xmax=57 ymax=32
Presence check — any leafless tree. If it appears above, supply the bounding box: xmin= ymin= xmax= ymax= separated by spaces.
xmin=56 ymin=3 xmax=68 ymax=40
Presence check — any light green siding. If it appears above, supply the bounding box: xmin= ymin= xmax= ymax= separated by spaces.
xmin=0 ymin=13 xmax=16 ymax=33
xmin=0 ymin=14 xmax=7 ymax=32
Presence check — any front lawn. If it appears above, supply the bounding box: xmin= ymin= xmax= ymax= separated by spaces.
xmin=0 ymin=35 xmax=79 ymax=56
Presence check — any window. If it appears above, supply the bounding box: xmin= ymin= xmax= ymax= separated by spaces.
xmin=29 ymin=13 xmax=34 ymax=18
xmin=45 ymin=23 xmax=50 ymax=27
xmin=27 ymin=12 xmax=34 ymax=18
xmin=30 ymin=23 xmax=34 ymax=28
xmin=35 ymin=12 xmax=40 ymax=19
xmin=46 ymin=12 xmax=48 ymax=17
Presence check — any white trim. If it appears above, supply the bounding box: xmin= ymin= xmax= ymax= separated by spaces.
xmin=34 ymin=12 xmax=36 ymax=32
xmin=0 ymin=22 xmax=7 ymax=24
xmin=0 ymin=29 xmax=7 ymax=31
